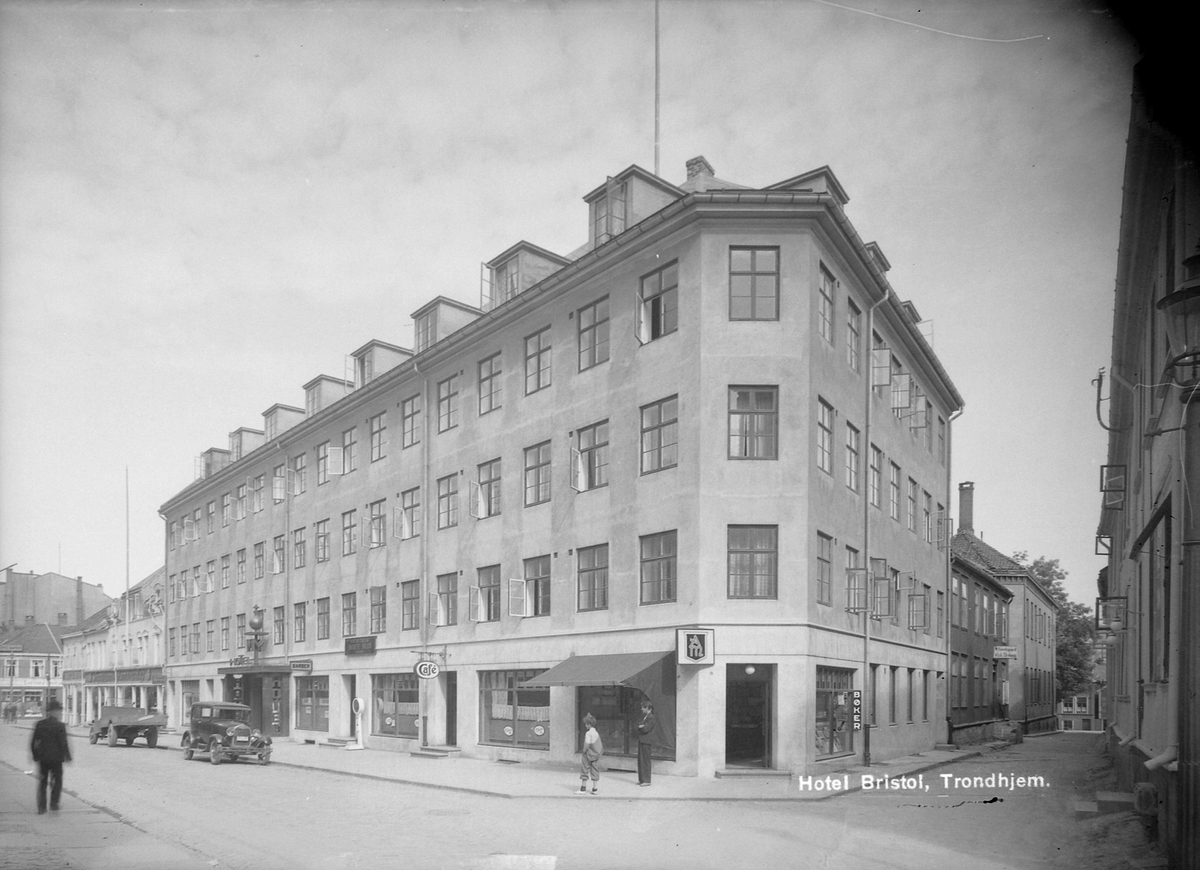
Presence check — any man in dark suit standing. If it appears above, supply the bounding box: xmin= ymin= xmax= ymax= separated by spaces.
xmin=636 ymin=699 xmax=657 ymax=787
xmin=31 ymin=698 xmax=71 ymax=814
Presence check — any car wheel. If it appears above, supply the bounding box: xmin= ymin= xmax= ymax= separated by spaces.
xmin=182 ymin=735 xmax=194 ymax=761
xmin=146 ymin=727 xmax=159 ymax=748
xmin=107 ymin=726 xmax=118 ymax=747
xmin=88 ymin=731 xmax=99 ymax=745
xmin=209 ymin=737 xmax=222 ymax=765
xmin=258 ymin=749 xmax=271 ymax=765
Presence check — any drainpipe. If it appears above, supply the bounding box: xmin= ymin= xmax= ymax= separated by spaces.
xmin=861 ymin=293 xmax=887 ymax=767
xmin=414 ymin=358 xmax=434 ymax=748
xmin=1146 ymin=398 xmax=1191 ymax=771
xmin=157 ymin=509 xmax=170 ymax=728
xmin=945 ymin=407 xmax=963 ymax=744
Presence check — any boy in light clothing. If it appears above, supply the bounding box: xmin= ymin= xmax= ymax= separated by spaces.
xmin=577 ymin=713 xmax=602 ymax=795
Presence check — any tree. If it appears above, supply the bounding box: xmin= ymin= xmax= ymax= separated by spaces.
xmin=1012 ymin=553 xmax=1097 ymax=701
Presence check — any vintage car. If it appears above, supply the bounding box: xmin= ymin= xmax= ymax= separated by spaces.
xmin=181 ymin=702 xmax=272 ymax=765
xmin=89 ymin=706 xmax=166 ymax=747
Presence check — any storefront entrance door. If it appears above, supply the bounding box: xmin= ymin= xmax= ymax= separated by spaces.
xmin=726 ymin=664 xmax=772 ymax=768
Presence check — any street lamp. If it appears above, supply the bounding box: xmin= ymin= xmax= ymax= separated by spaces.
xmin=1156 ymin=248 xmax=1200 ymax=390
xmin=246 ymin=608 xmax=266 ymax=666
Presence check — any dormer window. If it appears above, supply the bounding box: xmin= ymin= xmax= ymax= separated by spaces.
xmin=265 ymin=414 xmax=278 ymax=440
xmin=494 ymin=258 xmax=520 ymax=306
xmin=305 ymin=387 xmax=319 ymax=417
xmin=593 ymin=177 xmax=627 ymax=244
xmin=415 ymin=310 xmax=437 ymax=353
xmin=357 ymin=353 xmax=374 ymax=387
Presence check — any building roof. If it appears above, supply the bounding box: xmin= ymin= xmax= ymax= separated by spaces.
xmin=951 ymin=530 xmax=1029 ymax=578
xmin=0 ymin=623 xmax=68 ymax=655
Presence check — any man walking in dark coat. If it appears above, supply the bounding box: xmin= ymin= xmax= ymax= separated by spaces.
xmin=31 ymin=698 xmax=71 ymax=814
xmin=636 ymin=699 xmax=657 ymax=786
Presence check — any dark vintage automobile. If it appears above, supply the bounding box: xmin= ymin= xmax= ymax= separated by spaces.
xmin=181 ymin=702 xmax=272 ymax=765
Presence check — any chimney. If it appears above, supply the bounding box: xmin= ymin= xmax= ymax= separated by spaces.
xmin=958 ymin=482 xmax=975 ymax=535
xmin=685 ymin=155 xmax=714 ymax=192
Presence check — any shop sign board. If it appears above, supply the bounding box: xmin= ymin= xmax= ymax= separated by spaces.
xmin=345 ymin=636 xmax=377 ymax=656
xmin=993 ymin=646 xmax=1018 ymax=659
xmin=677 ymin=628 xmax=715 ymax=665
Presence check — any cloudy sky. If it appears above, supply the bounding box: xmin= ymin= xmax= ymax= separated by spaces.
xmin=0 ymin=0 xmax=1137 ymax=606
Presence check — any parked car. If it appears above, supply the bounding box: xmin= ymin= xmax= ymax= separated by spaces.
xmin=181 ymin=702 xmax=272 ymax=765
xmin=89 ymin=706 xmax=167 ymax=747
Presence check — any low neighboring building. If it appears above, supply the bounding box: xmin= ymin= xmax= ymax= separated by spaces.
xmin=0 ymin=623 xmax=68 ymax=717
xmin=61 ymin=568 xmax=167 ymax=727
xmin=1 ymin=568 xmax=112 ymax=635
xmin=950 ymin=482 xmax=1057 ymax=738
xmin=1058 ymin=640 xmax=1106 ymax=733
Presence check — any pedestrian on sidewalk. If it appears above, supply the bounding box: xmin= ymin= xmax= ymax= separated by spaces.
xmin=577 ymin=713 xmax=603 ymax=795
xmin=31 ymin=698 xmax=71 ymax=814
xmin=636 ymin=699 xmax=656 ymax=787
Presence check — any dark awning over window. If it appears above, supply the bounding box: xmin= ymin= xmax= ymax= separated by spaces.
xmin=519 ymin=651 xmax=673 ymax=689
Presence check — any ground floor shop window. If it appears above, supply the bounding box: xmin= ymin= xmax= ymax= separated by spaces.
xmin=480 ymin=669 xmax=549 ymax=749
xmin=296 ymin=676 xmax=329 ymax=732
xmin=373 ymin=673 xmax=419 ymax=738
xmin=815 ymin=666 xmax=854 ymax=758
xmin=576 ymin=685 xmax=677 ymax=760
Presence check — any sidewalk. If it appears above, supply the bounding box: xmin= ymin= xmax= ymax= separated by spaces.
xmin=57 ymin=722 xmax=990 ymax=802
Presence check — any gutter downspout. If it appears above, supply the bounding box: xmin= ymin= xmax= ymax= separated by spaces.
xmin=1147 ymin=399 xmax=1190 ymax=772
xmin=157 ymin=509 xmax=170 ymax=728
xmin=415 ymin=359 xmax=433 ymax=747
xmin=946 ymin=407 xmax=964 ymax=744
xmin=861 ymin=293 xmax=887 ymax=767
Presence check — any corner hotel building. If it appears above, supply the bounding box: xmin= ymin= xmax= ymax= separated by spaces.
xmin=160 ymin=156 xmax=963 ymax=776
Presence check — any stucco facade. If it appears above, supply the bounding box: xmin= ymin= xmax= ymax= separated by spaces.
xmin=160 ymin=157 xmax=962 ymax=777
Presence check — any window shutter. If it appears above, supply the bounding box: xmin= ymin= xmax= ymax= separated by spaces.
xmin=469 ymin=586 xmax=482 ymax=622
xmin=570 ymin=448 xmax=585 ymax=492
xmin=469 ymin=481 xmax=484 ymax=519
xmin=394 ymin=506 xmax=408 ymax=540
xmin=429 ymin=593 xmax=446 ymax=627
xmin=328 ymin=447 xmax=344 ymax=475
xmin=480 ymin=262 xmax=495 ymax=312
xmin=634 ymin=291 xmax=650 ymax=345
xmin=891 ymin=373 xmax=912 ymax=414
xmin=509 ymin=578 xmax=527 ymax=617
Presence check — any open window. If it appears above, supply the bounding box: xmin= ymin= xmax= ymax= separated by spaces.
xmin=429 ymin=593 xmax=449 ymax=628
xmin=890 ymin=372 xmax=912 ymax=417
xmin=1101 ymin=465 xmax=1126 ymax=509
xmin=871 ymin=348 xmax=892 ymax=391
xmin=508 ymin=578 xmax=527 ymax=617
xmin=468 ymin=586 xmax=484 ymax=622
xmin=393 ymin=506 xmax=411 ymax=541
xmin=907 ymin=593 xmax=928 ymax=630
xmin=845 ymin=568 xmax=869 ymax=613
xmin=570 ymin=448 xmax=585 ymax=492
xmin=327 ymin=447 xmax=345 ymax=476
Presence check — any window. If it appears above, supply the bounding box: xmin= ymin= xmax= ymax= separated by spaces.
xmin=640 ymin=396 xmax=678 ymax=473
xmin=236 ymin=613 xmax=246 ymax=650
xmin=221 ymin=493 xmax=231 ymax=526
xmin=937 ymin=590 xmax=945 ymax=637
xmin=368 ymin=500 xmax=387 ymax=548
xmin=573 ymin=421 xmax=608 ymax=491
xmin=815 ymin=667 xmax=855 ymax=758
xmin=437 ymin=474 xmax=459 ymax=529
xmin=254 ymin=542 xmax=264 ymax=579
xmin=474 ymin=565 xmax=501 ymax=622
xmin=478 ymin=354 xmax=502 ymax=415
xmin=728 ymin=386 xmax=778 ymax=459
xmin=938 ymin=416 xmax=946 ymax=465
xmin=292 ymin=453 xmax=307 ymax=495
xmin=847 ymin=299 xmax=862 ymax=371
xmin=578 ymin=297 xmax=610 ymax=371
xmin=235 ymin=483 xmax=247 ymax=519
xmin=342 ymin=592 xmax=356 ymax=637
xmin=436 ymin=375 xmax=460 ymax=432
xmin=593 ymin=179 xmax=627 ymax=243
xmin=273 ymin=606 xmax=285 ymax=645
xmin=191 ymin=566 xmax=200 ymax=597
xmin=273 ymin=465 xmax=286 ymax=503
xmin=845 ymin=423 xmax=860 ymax=491
xmin=369 ymin=585 xmax=386 ymax=634
xmin=816 ymin=532 xmax=832 ymax=605
xmin=294 ymin=602 xmax=307 ymax=643
xmin=220 ymin=554 xmax=230 ymax=588
xmin=524 ymin=442 xmax=552 ymax=506
xmin=523 ymin=555 xmax=551 ymax=617
xmin=372 ymin=673 xmax=418 ymax=738
xmin=889 ymin=463 xmax=901 ymax=520
xmin=236 ymin=549 xmax=246 ymax=584
xmin=342 ymin=510 xmax=358 ymax=555
xmin=401 ymin=395 xmax=421 ymax=448
xmin=342 ymin=426 xmax=358 ymax=473
xmin=293 ymin=527 xmax=306 ymax=568
xmin=817 ymin=399 xmax=834 ymax=474
xmin=525 ymin=327 xmax=552 ymax=395
xmin=399 ymin=487 xmax=420 ymax=539
xmin=272 ymin=536 xmax=285 ymax=574
xmin=191 ymin=623 xmax=200 ymax=654
xmin=402 ymin=580 xmax=420 ymax=630
xmin=317 ymin=442 xmax=330 ymax=485
xmin=434 ymin=573 xmax=458 ymax=627
xmin=220 ymin=617 xmax=230 ymax=651
xmin=474 ymin=459 xmax=501 ymax=519
xmin=206 ymin=501 xmax=215 ymax=533
xmin=415 ymin=310 xmax=436 ymax=352
xmin=729 ymin=247 xmax=778 ymax=320
xmin=252 ymin=475 xmax=264 ymax=512
xmin=889 ymin=666 xmax=898 ymax=724
xmin=317 ymin=598 xmax=330 ymax=640
xmin=923 ymin=491 xmax=932 ymax=544
xmin=206 ymin=619 xmax=215 ymax=652
xmin=640 ymin=530 xmax=677 ymax=604
xmin=818 ymin=264 xmax=836 ymax=344
xmin=316 ymin=519 xmax=330 ymax=562
xmin=479 ymin=669 xmax=550 ymax=749
xmin=637 ymin=260 xmax=679 ymax=343
xmin=369 ymin=413 xmax=387 ymax=462
xmin=869 ymin=446 xmax=882 ymax=507
xmin=202 ymin=561 xmax=213 ymax=592
xmin=577 ymin=544 xmax=608 ymax=611
xmin=728 ymin=525 xmax=778 ymax=598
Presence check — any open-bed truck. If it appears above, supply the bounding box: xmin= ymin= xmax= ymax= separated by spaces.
xmin=89 ymin=706 xmax=167 ymax=748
